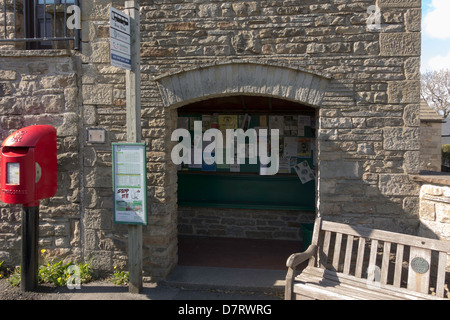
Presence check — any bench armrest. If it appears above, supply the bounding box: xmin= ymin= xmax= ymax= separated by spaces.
xmin=285 ymin=244 xmax=317 ymax=300
xmin=286 ymin=244 xmax=317 ymax=268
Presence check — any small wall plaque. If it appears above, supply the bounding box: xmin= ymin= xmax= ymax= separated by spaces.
xmin=411 ymin=257 xmax=429 ymax=274
xmin=87 ymin=128 xmax=106 ymax=143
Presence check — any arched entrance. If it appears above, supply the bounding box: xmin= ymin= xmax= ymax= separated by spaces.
xmin=155 ymin=61 xmax=330 ymax=270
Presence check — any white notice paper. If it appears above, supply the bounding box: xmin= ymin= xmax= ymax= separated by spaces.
xmin=294 ymin=160 xmax=315 ymax=184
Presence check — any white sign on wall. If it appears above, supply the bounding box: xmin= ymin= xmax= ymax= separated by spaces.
xmin=110 ymin=7 xmax=132 ymax=70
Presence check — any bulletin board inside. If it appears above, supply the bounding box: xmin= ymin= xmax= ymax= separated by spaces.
xmin=176 ymin=96 xmax=317 ymax=211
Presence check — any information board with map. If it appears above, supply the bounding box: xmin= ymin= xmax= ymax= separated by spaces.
xmin=112 ymin=143 xmax=147 ymax=225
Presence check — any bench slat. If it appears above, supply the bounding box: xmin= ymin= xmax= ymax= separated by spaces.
xmin=393 ymin=244 xmax=404 ymax=287
xmin=294 ymin=282 xmax=357 ymax=300
xmin=332 ymin=232 xmax=343 ymax=271
xmin=436 ymin=251 xmax=447 ymax=298
xmin=321 ymin=220 xmax=450 ymax=252
xmin=367 ymin=239 xmax=378 ymax=283
xmin=343 ymin=235 xmax=353 ymax=275
xmin=294 ymin=280 xmax=395 ymax=300
xmin=369 ymin=239 xmax=378 ymax=268
xmin=296 ymin=267 xmax=444 ymax=300
xmin=355 ymin=237 xmax=365 ymax=278
xmin=407 ymin=247 xmax=432 ymax=295
xmin=381 ymin=242 xmax=391 ymax=285
xmin=308 ymin=218 xmax=322 ymax=268
xmin=294 ymin=271 xmax=400 ymax=300
xmin=321 ymin=268 xmax=444 ymax=300
xmin=320 ymin=230 xmax=331 ymax=268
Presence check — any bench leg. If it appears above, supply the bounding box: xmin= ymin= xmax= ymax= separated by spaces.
xmin=285 ymin=267 xmax=295 ymax=300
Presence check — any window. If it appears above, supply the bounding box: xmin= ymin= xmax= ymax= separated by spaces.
xmin=0 ymin=0 xmax=80 ymax=50
xmin=28 ymin=0 xmax=76 ymax=49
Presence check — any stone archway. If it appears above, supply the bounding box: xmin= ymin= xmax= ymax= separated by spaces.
xmin=154 ymin=60 xmax=331 ymax=109
xmin=153 ymin=60 xmax=331 ymax=275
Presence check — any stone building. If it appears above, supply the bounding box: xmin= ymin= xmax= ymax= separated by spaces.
xmin=419 ymin=100 xmax=443 ymax=172
xmin=0 ymin=0 xmax=448 ymax=280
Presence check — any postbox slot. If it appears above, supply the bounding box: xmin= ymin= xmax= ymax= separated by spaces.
xmin=2 ymin=147 xmax=30 ymax=156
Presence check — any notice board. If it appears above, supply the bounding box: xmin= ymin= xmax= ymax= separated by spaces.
xmin=112 ymin=143 xmax=147 ymax=225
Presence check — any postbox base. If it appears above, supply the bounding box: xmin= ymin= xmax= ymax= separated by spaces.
xmin=21 ymin=206 xmax=39 ymax=292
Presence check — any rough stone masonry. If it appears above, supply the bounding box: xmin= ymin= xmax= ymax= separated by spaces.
xmin=0 ymin=0 xmax=443 ymax=280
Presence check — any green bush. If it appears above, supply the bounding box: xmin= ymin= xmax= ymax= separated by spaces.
xmin=6 ymin=266 xmax=21 ymax=287
xmin=0 ymin=261 xmax=21 ymax=286
xmin=39 ymin=259 xmax=71 ymax=286
xmin=5 ymin=250 xmax=93 ymax=287
xmin=0 ymin=261 xmax=6 ymax=280
xmin=39 ymin=249 xmax=93 ymax=287
xmin=112 ymin=266 xmax=129 ymax=285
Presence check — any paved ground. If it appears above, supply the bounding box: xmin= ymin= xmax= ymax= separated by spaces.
xmin=51 ymin=281 xmax=281 ymax=300
xmin=56 ymin=266 xmax=285 ymax=300
xmin=0 ymin=266 xmax=285 ymax=301
xmin=0 ymin=277 xmax=282 ymax=319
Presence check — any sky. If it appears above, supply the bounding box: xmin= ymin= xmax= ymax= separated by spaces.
xmin=421 ymin=0 xmax=450 ymax=72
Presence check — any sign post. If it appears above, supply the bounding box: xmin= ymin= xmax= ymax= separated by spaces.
xmin=110 ymin=1 xmax=143 ymax=294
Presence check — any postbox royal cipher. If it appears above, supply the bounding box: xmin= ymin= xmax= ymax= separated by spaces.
xmin=1 ymin=125 xmax=57 ymax=207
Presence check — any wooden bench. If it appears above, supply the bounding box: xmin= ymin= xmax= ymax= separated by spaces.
xmin=285 ymin=218 xmax=450 ymax=300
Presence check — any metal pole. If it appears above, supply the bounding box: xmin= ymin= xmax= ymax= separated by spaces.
xmin=21 ymin=206 xmax=39 ymax=292
xmin=73 ymin=0 xmax=80 ymax=50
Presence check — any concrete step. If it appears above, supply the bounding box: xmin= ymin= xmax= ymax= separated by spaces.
xmin=163 ymin=265 xmax=286 ymax=294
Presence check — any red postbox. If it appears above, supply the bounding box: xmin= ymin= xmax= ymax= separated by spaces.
xmin=1 ymin=125 xmax=57 ymax=207
xmin=0 ymin=125 xmax=57 ymax=292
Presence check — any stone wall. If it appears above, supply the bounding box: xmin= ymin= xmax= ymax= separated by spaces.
xmin=142 ymin=0 xmax=422 ymax=234
xmin=0 ymin=50 xmax=82 ymax=266
xmin=80 ymin=1 xmax=179 ymax=278
xmin=80 ymin=1 xmax=128 ymax=275
xmin=144 ymin=0 xmax=423 ymax=281
xmin=419 ymin=184 xmax=450 ymax=242
xmin=0 ymin=0 xmax=426 ymax=280
xmin=418 ymin=182 xmax=450 ymax=271
xmin=179 ymin=207 xmax=315 ymax=241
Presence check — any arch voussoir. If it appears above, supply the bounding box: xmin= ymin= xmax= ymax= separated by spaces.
xmin=155 ymin=61 xmax=331 ymax=109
